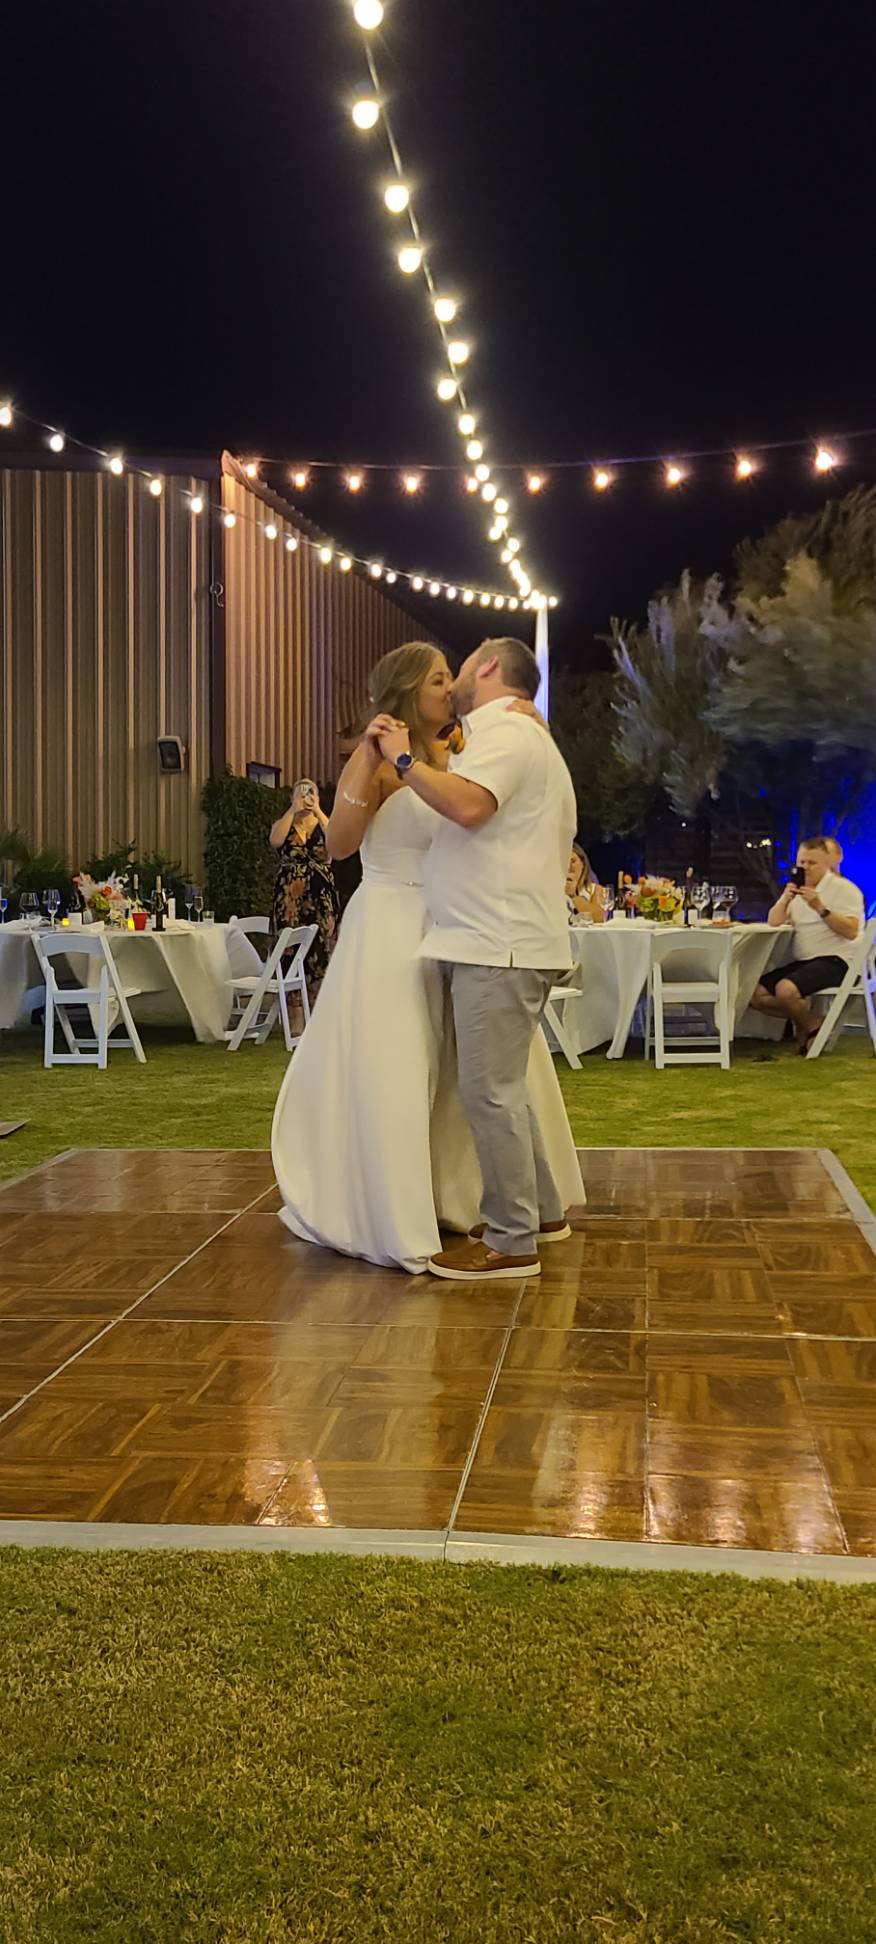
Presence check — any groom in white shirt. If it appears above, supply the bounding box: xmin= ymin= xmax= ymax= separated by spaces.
xmin=378 ymin=637 xmax=578 ymax=1281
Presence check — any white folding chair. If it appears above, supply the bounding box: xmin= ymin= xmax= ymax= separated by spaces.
xmin=803 ymin=915 xmax=876 ymax=1059
xmin=542 ymin=963 xmax=583 ymax=1069
xmin=35 ymin=933 xmax=147 ymax=1069
xmin=228 ymin=916 xmax=271 ymax=939
xmin=226 ymin=924 xmax=317 ymax=1053
xmin=646 ymin=929 xmax=735 ymax=1069
xmin=226 ymin=917 xmax=271 ymax=1026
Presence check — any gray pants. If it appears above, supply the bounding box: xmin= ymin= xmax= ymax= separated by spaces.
xmin=448 ymin=963 xmax=565 ymax=1256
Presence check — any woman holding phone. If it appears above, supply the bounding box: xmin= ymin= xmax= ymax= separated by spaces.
xmin=269 ymin=779 xmax=340 ymax=1006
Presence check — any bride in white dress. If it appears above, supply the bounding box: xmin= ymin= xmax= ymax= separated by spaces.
xmin=271 ymin=642 xmax=582 ymax=1274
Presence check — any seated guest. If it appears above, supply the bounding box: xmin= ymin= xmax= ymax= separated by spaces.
xmin=566 ymin=844 xmax=604 ymax=923
xmin=749 ymin=836 xmax=864 ymax=1054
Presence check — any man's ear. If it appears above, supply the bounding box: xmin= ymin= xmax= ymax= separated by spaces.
xmin=477 ymin=655 xmax=500 ymax=682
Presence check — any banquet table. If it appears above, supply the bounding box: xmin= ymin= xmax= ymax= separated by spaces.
xmin=0 ymin=920 xmax=263 ymax=1044
xmin=554 ymin=919 xmax=792 ymax=1060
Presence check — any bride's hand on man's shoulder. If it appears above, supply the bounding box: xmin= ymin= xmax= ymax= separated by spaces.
xmin=508 ymin=699 xmax=550 ymax=730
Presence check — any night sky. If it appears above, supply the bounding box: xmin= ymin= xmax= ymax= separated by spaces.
xmin=3 ymin=0 xmax=875 ymax=665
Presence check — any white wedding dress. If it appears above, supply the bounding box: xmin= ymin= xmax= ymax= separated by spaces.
xmin=271 ymin=787 xmax=583 ymax=1274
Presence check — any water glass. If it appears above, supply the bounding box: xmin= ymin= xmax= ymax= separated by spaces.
xmin=0 ymin=884 xmax=8 ymax=923
xmin=599 ymin=884 xmax=615 ymax=919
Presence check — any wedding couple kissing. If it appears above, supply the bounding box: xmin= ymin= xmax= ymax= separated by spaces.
xmin=271 ymin=634 xmax=584 ymax=1279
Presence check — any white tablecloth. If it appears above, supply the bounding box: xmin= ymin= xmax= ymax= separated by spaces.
xmin=557 ymin=920 xmax=792 ymax=1059
xmin=0 ymin=921 xmax=263 ymax=1044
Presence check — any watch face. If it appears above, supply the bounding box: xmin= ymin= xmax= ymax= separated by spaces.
xmin=396 ymin=752 xmax=414 ymax=772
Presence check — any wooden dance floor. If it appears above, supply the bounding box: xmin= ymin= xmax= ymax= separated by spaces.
xmin=0 ymin=1146 xmax=875 ymax=1565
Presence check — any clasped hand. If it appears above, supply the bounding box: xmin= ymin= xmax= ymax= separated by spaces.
xmin=363 ymin=714 xmax=411 ymax=766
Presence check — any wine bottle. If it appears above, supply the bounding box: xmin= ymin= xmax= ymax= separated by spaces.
xmin=131 ymin=871 xmax=141 ymax=910
xmin=683 ymin=866 xmax=694 ymax=926
xmin=153 ymin=873 xmax=166 ymax=933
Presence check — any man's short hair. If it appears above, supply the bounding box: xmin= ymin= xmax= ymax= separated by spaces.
xmin=823 ymin=835 xmax=844 ymax=863
xmin=478 ymin=637 xmax=540 ymax=700
xmin=799 ymin=836 xmax=829 ymax=854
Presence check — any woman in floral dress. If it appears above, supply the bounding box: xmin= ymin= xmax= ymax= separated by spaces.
xmin=269 ymin=779 xmax=339 ymax=1007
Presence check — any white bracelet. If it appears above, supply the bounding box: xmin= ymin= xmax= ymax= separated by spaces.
xmin=341 ymin=788 xmax=369 ymax=809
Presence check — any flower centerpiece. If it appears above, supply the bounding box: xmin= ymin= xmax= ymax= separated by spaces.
xmin=76 ymin=871 xmax=130 ymax=927
xmin=635 ymin=874 xmax=685 ymax=923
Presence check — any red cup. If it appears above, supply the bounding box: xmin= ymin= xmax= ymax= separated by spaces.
xmin=132 ymin=912 xmax=148 ymax=932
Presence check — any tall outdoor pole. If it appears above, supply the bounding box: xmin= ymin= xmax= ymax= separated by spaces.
xmin=534 ymin=605 xmax=550 ymax=719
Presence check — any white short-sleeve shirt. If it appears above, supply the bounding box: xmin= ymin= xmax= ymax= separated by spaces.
xmin=420 ymin=697 xmax=577 ymax=970
xmin=788 ymin=872 xmax=864 ymax=964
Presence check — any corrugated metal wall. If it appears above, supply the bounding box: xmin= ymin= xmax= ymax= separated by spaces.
xmin=221 ymin=456 xmax=438 ymax=784
xmin=0 ymin=466 xmax=212 ymax=875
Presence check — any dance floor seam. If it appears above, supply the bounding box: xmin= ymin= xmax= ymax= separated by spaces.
xmin=0 ymin=1145 xmax=875 ymax=1572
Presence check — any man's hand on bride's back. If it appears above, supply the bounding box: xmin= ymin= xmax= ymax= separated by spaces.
xmin=508 ymin=699 xmax=550 ymax=731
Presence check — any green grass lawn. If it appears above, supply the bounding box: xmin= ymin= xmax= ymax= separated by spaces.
xmin=1 ymin=1028 xmax=874 ymax=1209
xmin=0 ymin=1550 xmax=874 ymax=1943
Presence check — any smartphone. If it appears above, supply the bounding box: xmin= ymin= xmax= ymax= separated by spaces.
xmin=793 ymin=866 xmax=805 ymax=887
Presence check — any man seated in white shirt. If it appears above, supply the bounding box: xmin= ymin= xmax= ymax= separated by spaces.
xmin=749 ymin=836 xmax=864 ymax=1055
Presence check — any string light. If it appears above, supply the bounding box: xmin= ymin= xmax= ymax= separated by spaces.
xmin=495 ymin=497 xmax=509 ymax=514
xmin=526 ymin=472 xmax=544 ymax=494
xmin=264 ymin=523 xmax=278 ymax=540
xmin=429 ymin=580 xmax=440 ymax=596
xmin=402 ymin=471 xmax=421 ymax=494
xmin=386 ymin=570 xmax=397 ymax=584
xmin=434 ymin=297 xmax=457 ymax=323
xmin=481 ymin=481 xmax=497 ymax=502
xmin=398 ymin=245 xmax=423 ymax=274
xmin=466 ymin=439 xmax=483 ymax=461
xmin=108 ymin=454 xmax=124 ymax=475
xmin=494 ymin=595 xmax=505 ymax=609
xmin=319 ymin=546 xmax=334 ymax=564
xmin=291 ymin=468 xmax=309 ymax=490
xmin=353 ymin=0 xmax=384 ymax=28
xmin=500 ymin=547 xmax=512 ymax=563
xmin=346 ymin=470 xmax=364 ymax=492
xmin=352 ymin=97 xmax=380 ymax=130
xmin=508 ymin=597 xmax=519 ymax=610
xmin=508 ymin=538 xmax=520 ymax=552
xmin=411 ymin=574 xmax=424 ymax=590
xmin=814 ymin=445 xmax=838 ymax=473
xmin=488 ymin=524 xmax=501 ymax=540
xmin=340 ymin=555 xmax=353 ymax=572
xmin=369 ymin=561 xmax=383 ymax=577
xmin=148 ymin=477 xmax=163 ymax=497
xmin=665 ymin=464 xmax=685 ymax=488
xmin=464 ymin=475 xmax=479 ymax=494
xmin=479 ymin=592 xmax=491 ymax=607
xmin=548 ymin=596 xmax=559 ymax=608
xmin=189 ymin=495 xmax=204 ymax=515
xmin=244 ymin=461 xmax=259 ymax=480
xmin=0 ymin=404 xmax=13 ymax=428
xmin=446 ymin=585 xmax=457 ymax=600
xmin=475 ymin=463 xmax=490 ymax=482
xmin=447 ymin=339 xmax=469 ymax=364
xmin=735 ymin=455 xmax=755 ymax=480
xmin=436 ymin=378 xmax=457 ymax=402
xmin=593 ymin=468 xmax=612 ymax=492
xmin=285 ymin=535 xmax=299 ymax=553
xmin=223 ymin=511 xmax=236 ymax=528
xmin=48 ymin=432 xmax=65 ymax=453
xmin=384 ymin=182 xmax=410 ymax=214
xmin=462 ymin=589 xmax=474 ymax=604
xmin=458 ymin=412 xmax=476 ymax=435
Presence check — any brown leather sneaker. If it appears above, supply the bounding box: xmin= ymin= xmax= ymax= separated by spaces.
xmin=428 ymin=1240 xmax=541 ymax=1282
xmin=468 ymin=1219 xmax=572 ymax=1245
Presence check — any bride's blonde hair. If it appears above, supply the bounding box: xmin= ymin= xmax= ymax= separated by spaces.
xmin=366 ymin=642 xmax=444 ymax=767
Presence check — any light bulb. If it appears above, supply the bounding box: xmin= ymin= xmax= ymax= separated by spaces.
xmin=508 ymin=597 xmax=519 ymax=610
xmin=319 ymin=547 xmax=333 ymax=564
xmin=0 ymin=404 xmax=12 ymax=428
xmin=548 ymin=595 xmax=559 ymax=608
xmin=398 ymin=245 xmax=423 ymax=274
xmin=446 ymin=586 xmax=457 ymax=600
xmin=264 ymin=523 xmax=278 ymax=540
xmin=190 ymin=495 xmax=204 ymax=515
xmin=434 ymin=296 xmax=457 ymax=323
xmin=352 ymin=97 xmax=380 ymax=130
xmin=481 ymin=482 xmax=497 ymax=502
xmin=494 ymin=595 xmax=505 ymax=609
xmin=488 ymin=525 xmax=501 ymax=541
xmin=814 ymin=445 xmax=837 ymax=473
xmin=223 ymin=511 xmax=236 ymax=528
xmin=464 ymin=475 xmax=479 ymax=494
xmin=479 ymin=592 xmax=491 ymax=607
xmin=148 ymin=477 xmax=163 ymax=497
xmin=285 ymin=535 xmax=298 ymax=553
xmin=448 ymin=339 xmax=469 ymax=364
xmin=353 ymin=0 xmax=384 ymax=27
xmin=495 ymin=497 xmax=508 ymax=513
xmin=369 ymin=562 xmax=383 ymax=578
xmin=465 ymin=439 xmax=483 ymax=461
xmin=735 ymin=455 xmax=755 ymax=480
xmin=665 ymin=464 xmax=685 ymax=488
xmin=49 ymin=432 xmax=65 ymax=453
xmin=526 ymin=472 xmax=544 ymax=494
xmin=108 ymin=454 xmax=124 ymax=476
xmin=462 ymin=590 xmax=474 ymax=604
xmin=593 ymin=468 xmax=612 ymax=492
xmin=458 ymin=412 xmax=476 ymax=436
xmin=384 ymin=182 xmax=410 ymax=214
xmin=508 ymin=538 xmax=520 ymax=553
xmin=494 ymin=515 xmax=508 ymax=533
xmin=475 ymin=463 xmax=490 ymax=482
xmin=291 ymin=468 xmax=309 ymax=490
xmin=411 ymin=575 xmax=424 ymax=591
xmin=339 ymin=555 xmax=352 ymax=572
xmin=244 ymin=461 xmax=258 ymax=480
xmin=436 ymin=377 xmax=457 ymax=402
xmin=385 ymin=570 xmax=397 ymax=584
xmin=346 ymin=470 xmax=364 ymax=491
xmin=402 ymin=472 xmax=421 ymax=494
xmin=429 ymin=581 xmax=441 ymax=597
xmin=500 ymin=547 xmax=512 ymax=563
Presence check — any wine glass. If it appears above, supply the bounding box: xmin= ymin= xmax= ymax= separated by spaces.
xmin=725 ymin=884 xmax=738 ymax=919
xmin=712 ymin=884 xmax=732 ymax=925
xmin=599 ymin=884 xmax=615 ymax=920
xmin=692 ymin=880 xmax=711 ymax=924
xmin=194 ymin=890 xmax=204 ymax=923
xmin=184 ymin=883 xmax=196 ymax=923
xmin=0 ymin=884 xmax=8 ymax=924
xmin=44 ymin=889 xmax=61 ymax=928
xmin=20 ymin=892 xmax=39 ymax=926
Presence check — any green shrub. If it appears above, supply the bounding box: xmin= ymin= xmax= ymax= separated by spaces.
xmin=0 ymin=827 xmax=74 ymax=915
xmin=202 ymin=772 xmax=286 ymax=921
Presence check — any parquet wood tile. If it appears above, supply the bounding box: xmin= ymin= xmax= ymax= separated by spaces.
xmin=1 ymin=1144 xmax=874 ymax=1556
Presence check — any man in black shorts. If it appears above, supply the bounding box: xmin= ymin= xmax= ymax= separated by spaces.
xmin=750 ymin=836 xmax=864 ymax=1055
